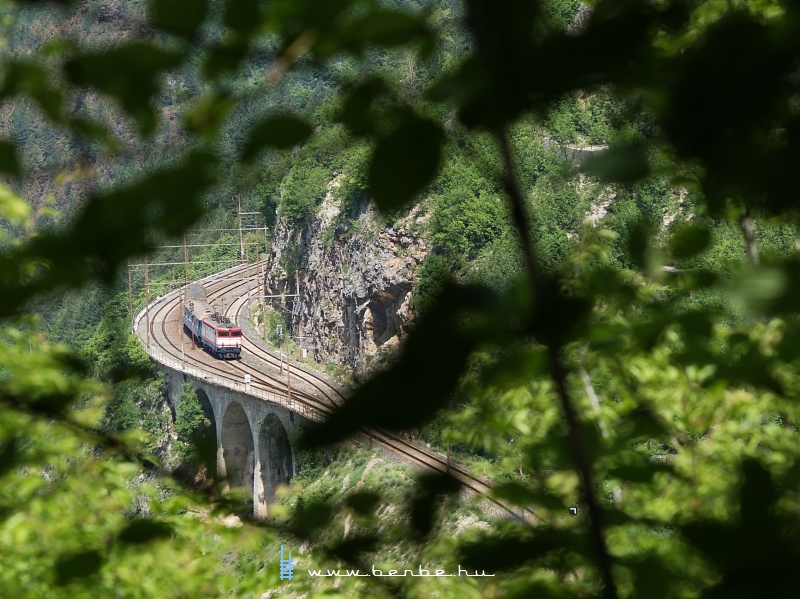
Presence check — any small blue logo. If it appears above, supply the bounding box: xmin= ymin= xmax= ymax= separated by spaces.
xmin=280 ymin=545 xmax=294 ymax=580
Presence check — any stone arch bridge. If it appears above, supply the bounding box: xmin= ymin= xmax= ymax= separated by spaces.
xmin=159 ymin=366 xmax=299 ymax=518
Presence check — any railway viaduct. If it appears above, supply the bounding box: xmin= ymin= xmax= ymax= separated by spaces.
xmin=133 ymin=263 xmax=324 ymax=518
xmin=159 ymin=365 xmax=299 ymax=518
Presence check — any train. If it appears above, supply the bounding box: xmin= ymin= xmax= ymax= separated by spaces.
xmin=183 ymin=285 xmax=242 ymax=359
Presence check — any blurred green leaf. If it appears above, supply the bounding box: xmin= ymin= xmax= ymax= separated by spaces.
xmin=503 ymin=581 xmax=567 ymax=599
xmin=528 ymin=284 xmax=591 ymax=349
xmin=67 ymin=117 xmax=115 ymax=150
xmin=675 ymin=310 xmax=713 ymax=342
xmin=347 ymin=9 xmax=432 ymax=53
xmin=681 ymin=460 xmax=800 ymax=598
xmin=0 ymin=438 xmax=19 ymax=479
xmin=734 ymin=258 xmax=800 ymax=316
xmin=730 ymin=265 xmax=787 ymax=311
xmin=117 ymin=519 xmax=173 ymax=545
xmin=620 ymin=407 xmax=669 ymax=443
xmin=202 ymin=41 xmax=250 ymax=79
xmin=65 ymin=43 xmax=186 ymax=135
xmin=330 ymin=535 xmax=379 ymax=562
xmin=294 ymin=501 xmax=333 ymax=535
xmin=490 ymin=482 xmax=565 ymax=510
xmin=368 ymin=113 xmax=443 ymax=211
xmin=409 ymin=473 xmax=461 ymax=537
xmin=0 ymin=151 xmax=217 ymax=317
xmin=441 ymin=0 xmax=668 ymax=128
xmin=0 ymin=185 xmax=32 ymax=226
xmin=584 ymin=267 xmax=638 ymax=305
xmin=607 ymin=460 xmax=673 ymax=484
xmin=656 ymin=12 xmax=800 ymax=214
xmin=151 ymin=0 xmax=209 ymax=38
xmin=184 ymin=92 xmax=234 ymax=140
xmin=0 ymin=140 xmax=21 ymax=177
xmin=340 ymin=76 xmax=389 ymax=136
xmin=224 ymin=0 xmax=261 ymax=36
xmin=55 ymin=549 xmax=104 ymax=585
xmin=581 ymin=143 xmax=649 ymax=183
xmin=627 ymin=220 xmax=657 ymax=273
xmin=242 ymin=115 xmax=313 ymax=160
xmin=0 ymin=60 xmax=64 ymax=121
xmin=478 ymin=345 xmax=549 ymax=388
xmin=459 ymin=526 xmax=587 ymax=572
xmin=669 ymin=223 xmax=712 ymax=260
xmin=627 ymin=556 xmax=676 ymax=599
xmin=345 ymin=491 xmax=380 ymax=516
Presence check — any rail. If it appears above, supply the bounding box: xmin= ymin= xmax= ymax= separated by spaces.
xmin=140 ymin=343 xmax=321 ymax=423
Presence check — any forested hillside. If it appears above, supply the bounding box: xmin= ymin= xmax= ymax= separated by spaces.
xmin=3 ymin=0 xmax=800 ymax=598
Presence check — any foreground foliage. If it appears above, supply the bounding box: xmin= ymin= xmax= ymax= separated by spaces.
xmin=3 ymin=0 xmax=800 ymax=597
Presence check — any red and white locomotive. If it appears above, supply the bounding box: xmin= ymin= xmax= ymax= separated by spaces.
xmin=183 ymin=285 xmax=242 ymax=359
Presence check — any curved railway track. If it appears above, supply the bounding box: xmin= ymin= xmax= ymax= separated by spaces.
xmin=135 ymin=260 xmax=527 ymax=519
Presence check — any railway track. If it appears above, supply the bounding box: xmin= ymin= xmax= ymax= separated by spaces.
xmin=135 ymin=260 xmax=528 ymax=519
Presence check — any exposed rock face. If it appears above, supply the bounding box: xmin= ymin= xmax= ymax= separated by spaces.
xmin=568 ymin=4 xmax=592 ymax=36
xmin=265 ymin=180 xmax=428 ymax=377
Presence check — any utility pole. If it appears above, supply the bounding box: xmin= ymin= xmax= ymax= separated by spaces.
xmin=286 ymin=360 xmax=292 ymax=411
xmin=294 ymin=272 xmax=300 ymax=332
xmin=236 ymin=195 xmax=245 ymax=262
xmin=183 ymin=232 xmax=190 ymax=284
xmin=277 ymin=324 xmax=284 ymax=374
xmin=245 ymin=261 xmax=253 ymax=327
xmin=181 ymin=234 xmax=188 ymax=364
xmin=127 ymin=260 xmax=133 ymax=330
xmin=144 ymin=254 xmax=150 ymax=349
xmin=183 ymin=233 xmax=195 ymax=350
xmin=261 ymin=260 xmax=268 ymax=344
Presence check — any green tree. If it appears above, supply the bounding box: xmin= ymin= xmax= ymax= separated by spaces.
xmin=101 ymin=383 xmax=141 ymax=433
xmin=174 ymin=382 xmax=213 ymax=464
xmin=82 ymin=294 xmax=154 ymax=382
xmin=414 ymin=252 xmax=452 ymax=313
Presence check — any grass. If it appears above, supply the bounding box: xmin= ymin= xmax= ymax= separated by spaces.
xmin=248 ymin=303 xmax=354 ymax=385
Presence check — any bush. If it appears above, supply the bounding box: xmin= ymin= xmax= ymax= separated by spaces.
xmin=175 ymin=383 xmax=214 ymax=463
xmin=413 ymin=253 xmax=451 ymax=313
xmin=279 ymin=162 xmax=331 ymax=222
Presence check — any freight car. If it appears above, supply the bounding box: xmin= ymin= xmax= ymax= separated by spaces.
xmin=183 ymin=294 xmax=242 ymax=360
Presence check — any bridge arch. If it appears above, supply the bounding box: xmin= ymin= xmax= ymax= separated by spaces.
xmin=220 ymin=401 xmax=255 ymax=504
xmin=191 ymin=388 xmax=217 ymax=467
xmin=258 ymin=413 xmax=294 ymax=505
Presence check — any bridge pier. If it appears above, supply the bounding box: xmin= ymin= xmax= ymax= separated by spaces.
xmin=254 ymin=457 xmax=268 ymax=518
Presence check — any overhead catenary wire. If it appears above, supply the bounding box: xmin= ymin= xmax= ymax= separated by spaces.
xmin=127 ymin=215 xmax=270 ymax=333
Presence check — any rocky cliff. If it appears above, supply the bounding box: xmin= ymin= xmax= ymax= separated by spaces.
xmin=265 ymin=180 xmax=429 ymax=378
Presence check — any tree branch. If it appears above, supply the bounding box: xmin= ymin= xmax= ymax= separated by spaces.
xmin=739 ymin=207 xmax=759 ymax=265
xmin=495 ymin=129 xmax=618 ymax=599
xmin=578 ymin=346 xmax=610 ymax=440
